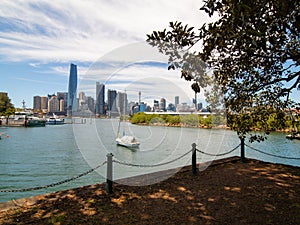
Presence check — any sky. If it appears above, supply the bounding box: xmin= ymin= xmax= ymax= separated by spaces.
xmin=0 ymin=1 xmax=298 ymax=109
xmin=0 ymin=0 xmax=215 ymax=109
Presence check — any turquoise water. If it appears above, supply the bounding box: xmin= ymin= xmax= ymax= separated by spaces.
xmin=0 ymin=119 xmax=299 ymax=202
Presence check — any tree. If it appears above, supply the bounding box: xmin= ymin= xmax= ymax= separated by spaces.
xmin=147 ymin=0 xmax=299 ymax=141
xmin=0 ymin=93 xmax=15 ymax=116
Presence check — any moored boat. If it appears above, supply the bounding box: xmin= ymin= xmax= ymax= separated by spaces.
xmin=6 ymin=111 xmax=46 ymax=127
xmin=46 ymin=114 xmax=65 ymax=125
xmin=116 ymin=135 xmax=140 ymax=148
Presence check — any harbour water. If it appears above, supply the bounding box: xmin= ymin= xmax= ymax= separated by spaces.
xmin=0 ymin=119 xmax=299 ymax=203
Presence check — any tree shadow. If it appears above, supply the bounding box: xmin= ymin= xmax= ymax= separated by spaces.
xmin=0 ymin=158 xmax=299 ymax=224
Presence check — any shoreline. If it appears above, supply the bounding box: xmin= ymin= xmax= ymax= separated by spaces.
xmin=131 ymin=121 xmax=294 ymax=134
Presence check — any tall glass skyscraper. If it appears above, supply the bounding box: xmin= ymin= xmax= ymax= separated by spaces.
xmin=96 ymin=82 xmax=105 ymax=115
xmin=107 ymin=89 xmax=117 ymax=112
xmin=67 ymin=63 xmax=77 ymax=116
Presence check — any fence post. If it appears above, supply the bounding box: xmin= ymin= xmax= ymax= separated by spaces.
xmin=192 ymin=143 xmax=197 ymax=175
xmin=106 ymin=153 xmax=113 ymax=194
xmin=240 ymin=137 xmax=245 ymax=163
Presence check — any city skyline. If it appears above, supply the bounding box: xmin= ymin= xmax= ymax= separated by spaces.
xmin=0 ymin=1 xmax=216 ymax=109
xmin=30 ymin=86 xmax=202 ymax=115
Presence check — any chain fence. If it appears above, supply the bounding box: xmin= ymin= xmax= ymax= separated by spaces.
xmin=245 ymin=144 xmax=300 ymax=160
xmin=113 ymin=149 xmax=192 ymax=168
xmin=0 ymin=161 xmax=107 ymax=193
xmin=196 ymin=144 xmax=240 ymax=157
xmin=1 ymin=142 xmax=298 ymax=194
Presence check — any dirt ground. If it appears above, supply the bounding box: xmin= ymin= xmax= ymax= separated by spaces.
xmin=0 ymin=157 xmax=299 ymax=225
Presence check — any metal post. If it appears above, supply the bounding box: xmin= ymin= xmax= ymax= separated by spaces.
xmin=240 ymin=137 xmax=245 ymax=163
xmin=192 ymin=143 xmax=197 ymax=175
xmin=106 ymin=153 xmax=113 ymax=194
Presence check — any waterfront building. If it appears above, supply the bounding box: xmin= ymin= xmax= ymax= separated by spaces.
xmin=116 ymin=92 xmax=128 ymax=115
xmin=176 ymin=103 xmax=191 ymax=112
xmin=48 ymin=96 xmax=59 ymax=113
xmin=86 ymin=96 xmax=95 ymax=113
xmin=128 ymin=101 xmax=135 ymax=115
xmin=160 ymin=98 xmax=166 ymax=112
xmin=139 ymin=102 xmax=147 ymax=112
xmin=33 ymin=96 xmax=41 ymax=111
xmin=41 ymin=96 xmax=48 ymax=112
xmin=167 ymin=103 xmax=176 ymax=112
xmin=95 ymin=82 xmax=105 ymax=115
xmin=107 ymin=89 xmax=117 ymax=112
xmin=67 ymin=63 xmax=78 ymax=116
xmin=175 ymin=96 xmax=179 ymax=108
xmin=78 ymin=91 xmax=86 ymax=111
xmin=57 ymin=92 xmax=68 ymax=113
xmin=153 ymin=100 xmax=159 ymax=112
xmin=59 ymin=99 xmax=64 ymax=112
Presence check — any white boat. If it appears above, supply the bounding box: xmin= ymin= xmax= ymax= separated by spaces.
xmin=46 ymin=114 xmax=64 ymax=125
xmin=116 ymin=102 xmax=140 ymax=148
xmin=116 ymin=135 xmax=140 ymax=148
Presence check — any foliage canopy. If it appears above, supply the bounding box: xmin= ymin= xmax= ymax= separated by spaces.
xmin=147 ymin=0 xmax=300 ymax=141
xmin=0 ymin=93 xmax=14 ymax=116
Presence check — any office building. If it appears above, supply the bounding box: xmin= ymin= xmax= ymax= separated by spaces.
xmin=67 ymin=63 xmax=78 ymax=116
xmin=59 ymin=99 xmax=65 ymax=112
xmin=116 ymin=92 xmax=128 ymax=115
xmin=175 ymin=96 xmax=179 ymax=108
xmin=57 ymin=92 xmax=68 ymax=113
xmin=160 ymin=98 xmax=166 ymax=111
xmin=96 ymin=82 xmax=105 ymax=115
xmin=41 ymin=96 xmax=48 ymax=112
xmin=48 ymin=96 xmax=59 ymax=113
xmin=107 ymin=89 xmax=117 ymax=112
xmin=86 ymin=96 xmax=95 ymax=113
xmin=33 ymin=96 xmax=41 ymax=111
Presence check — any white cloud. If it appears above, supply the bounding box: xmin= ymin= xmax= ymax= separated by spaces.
xmin=0 ymin=0 xmax=214 ymax=107
xmin=0 ymin=0 xmax=211 ymax=63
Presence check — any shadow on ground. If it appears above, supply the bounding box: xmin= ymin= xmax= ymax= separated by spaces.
xmin=0 ymin=158 xmax=299 ymax=224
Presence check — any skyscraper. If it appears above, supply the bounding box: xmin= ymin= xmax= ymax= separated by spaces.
xmin=48 ymin=96 xmax=59 ymax=113
xmin=107 ymin=89 xmax=117 ymax=112
xmin=175 ymin=96 xmax=179 ymax=108
xmin=41 ymin=96 xmax=48 ymax=112
xmin=57 ymin=92 xmax=68 ymax=113
xmin=160 ymin=98 xmax=166 ymax=111
xmin=116 ymin=91 xmax=128 ymax=115
xmin=33 ymin=96 xmax=41 ymax=111
xmin=96 ymin=82 xmax=105 ymax=115
xmin=67 ymin=63 xmax=77 ymax=116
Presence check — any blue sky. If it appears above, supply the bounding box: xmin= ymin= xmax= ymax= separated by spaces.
xmin=0 ymin=0 xmax=213 ymax=108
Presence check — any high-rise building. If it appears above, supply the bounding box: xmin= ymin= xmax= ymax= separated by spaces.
xmin=153 ymin=100 xmax=159 ymax=112
xmin=96 ymin=82 xmax=105 ymax=115
xmin=175 ymin=96 xmax=179 ymax=107
xmin=160 ymin=98 xmax=166 ymax=111
xmin=41 ymin=96 xmax=48 ymax=112
xmin=67 ymin=63 xmax=78 ymax=116
xmin=116 ymin=92 xmax=128 ymax=115
xmin=86 ymin=96 xmax=95 ymax=113
xmin=59 ymin=99 xmax=65 ymax=112
xmin=33 ymin=96 xmax=41 ymax=111
xmin=107 ymin=89 xmax=117 ymax=112
xmin=139 ymin=102 xmax=146 ymax=112
xmin=57 ymin=92 xmax=68 ymax=113
xmin=48 ymin=96 xmax=59 ymax=113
